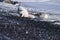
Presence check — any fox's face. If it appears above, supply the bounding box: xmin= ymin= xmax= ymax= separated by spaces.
xmin=20 ymin=6 xmax=29 ymax=17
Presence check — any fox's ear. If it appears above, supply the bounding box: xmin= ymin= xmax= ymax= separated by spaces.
xmin=11 ymin=1 xmax=18 ymax=5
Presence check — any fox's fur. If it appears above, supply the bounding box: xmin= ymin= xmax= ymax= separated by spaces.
xmin=20 ymin=6 xmax=35 ymax=19
xmin=20 ymin=6 xmax=29 ymax=17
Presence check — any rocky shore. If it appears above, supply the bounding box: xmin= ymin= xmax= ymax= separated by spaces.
xmin=0 ymin=14 xmax=60 ymax=40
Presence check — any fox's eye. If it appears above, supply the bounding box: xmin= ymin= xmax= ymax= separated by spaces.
xmin=20 ymin=10 xmax=23 ymax=11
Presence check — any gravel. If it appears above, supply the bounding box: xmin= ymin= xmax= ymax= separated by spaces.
xmin=0 ymin=13 xmax=60 ymax=40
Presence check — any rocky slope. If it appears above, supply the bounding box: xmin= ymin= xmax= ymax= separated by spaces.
xmin=0 ymin=13 xmax=60 ymax=40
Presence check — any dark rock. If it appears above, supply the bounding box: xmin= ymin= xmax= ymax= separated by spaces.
xmin=0 ymin=14 xmax=60 ymax=40
xmin=0 ymin=0 xmax=4 ymax=2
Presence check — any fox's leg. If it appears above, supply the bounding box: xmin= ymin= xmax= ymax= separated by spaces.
xmin=21 ymin=14 xmax=24 ymax=17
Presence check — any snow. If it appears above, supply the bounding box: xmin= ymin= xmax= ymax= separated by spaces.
xmin=0 ymin=2 xmax=18 ymax=13
xmin=22 ymin=2 xmax=60 ymax=14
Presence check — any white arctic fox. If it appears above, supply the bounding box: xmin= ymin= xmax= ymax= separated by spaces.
xmin=20 ymin=6 xmax=29 ymax=17
xmin=20 ymin=6 xmax=35 ymax=19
